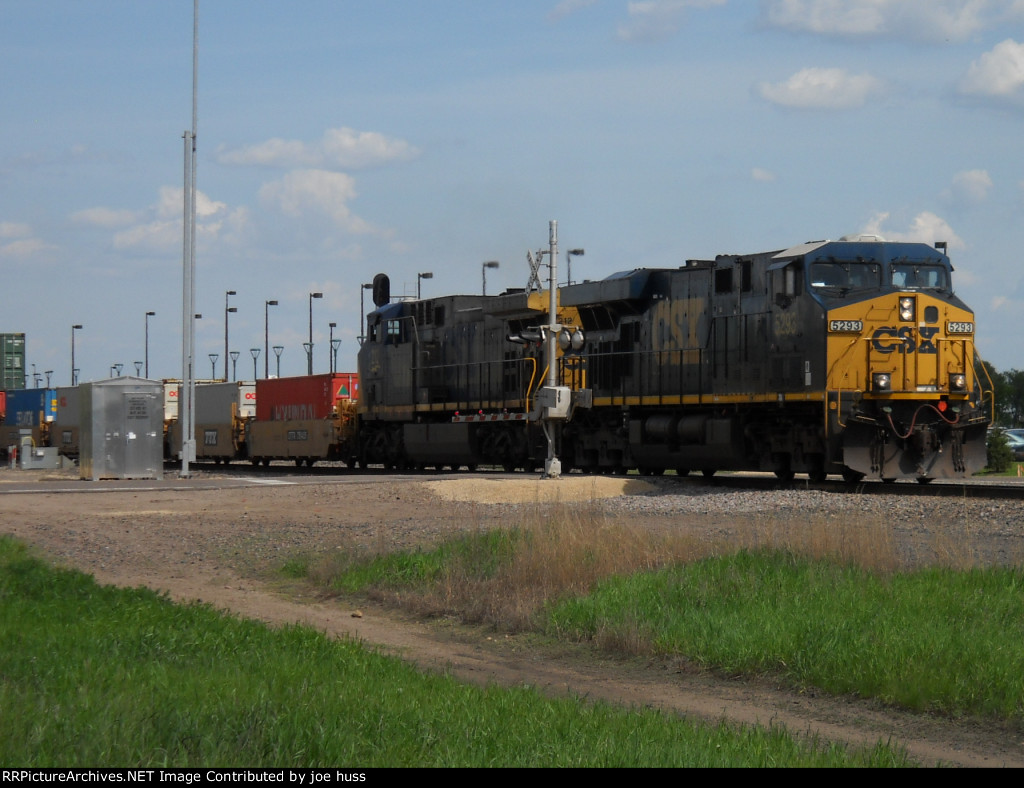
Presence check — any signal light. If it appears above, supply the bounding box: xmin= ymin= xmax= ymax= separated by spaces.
xmin=872 ymin=372 xmax=892 ymax=392
xmin=899 ymin=297 xmax=915 ymax=322
xmin=949 ymin=373 xmax=967 ymax=392
xmin=937 ymin=399 xmax=948 ymax=413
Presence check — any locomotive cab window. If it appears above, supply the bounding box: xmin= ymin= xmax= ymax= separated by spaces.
xmin=891 ymin=263 xmax=949 ymax=291
xmin=809 ymin=262 xmax=881 ymax=292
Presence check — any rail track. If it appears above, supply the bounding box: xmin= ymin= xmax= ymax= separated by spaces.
xmin=173 ymin=459 xmax=1024 ymax=501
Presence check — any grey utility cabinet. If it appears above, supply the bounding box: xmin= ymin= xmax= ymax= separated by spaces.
xmin=79 ymin=377 xmax=164 ymax=481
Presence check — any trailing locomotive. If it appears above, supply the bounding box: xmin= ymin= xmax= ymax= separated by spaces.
xmin=357 ymin=235 xmax=991 ymax=482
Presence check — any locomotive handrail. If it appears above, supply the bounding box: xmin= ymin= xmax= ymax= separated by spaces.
xmin=525 ymin=357 xmax=539 ymax=413
xmin=969 ymin=343 xmax=996 ymax=424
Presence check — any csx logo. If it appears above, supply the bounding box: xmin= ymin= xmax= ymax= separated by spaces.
xmin=871 ymin=326 xmax=938 ymax=354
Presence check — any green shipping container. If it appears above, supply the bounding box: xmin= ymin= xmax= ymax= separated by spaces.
xmin=1 ymin=333 xmax=26 ymax=390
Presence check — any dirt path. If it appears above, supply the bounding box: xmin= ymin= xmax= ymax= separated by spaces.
xmin=1 ymin=470 xmax=1021 ymax=768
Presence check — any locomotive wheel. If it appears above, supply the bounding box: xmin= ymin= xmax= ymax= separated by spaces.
xmin=841 ymin=468 xmax=865 ymax=484
xmin=675 ymin=468 xmax=690 ymax=477
xmin=917 ymin=477 xmax=934 ymax=485
xmin=702 ymin=469 xmax=716 ymax=478
xmin=774 ymin=469 xmax=795 ymax=483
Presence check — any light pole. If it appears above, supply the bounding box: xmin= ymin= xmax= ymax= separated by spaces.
xmin=273 ymin=345 xmax=284 ymax=377
xmin=229 ymin=350 xmax=239 ymax=382
xmin=133 ymin=362 xmax=142 ymax=376
xmin=482 ymin=260 xmax=499 ymax=296
xmin=209 ymin=353 xmax=219 ymax=380
xmin=332 ymin=338 xmax=341 ymax=374
xmin=111 ymin=363 xmax=123 ymax=378
xmin=328 ymin=322 xmax=337 ymax=372
xmin=144 ymin=311 xmax=155 ymax=378
xmin=264 ymin=300 xmax=278 ymax=379
xmin=566 ymin=248 xmax=584 ymax=286
xmin=360 ymin=283 xmax=372 ymax=345
xmin=417 ymin=271 xmax=432 ymax=300
xmin=224 ymin=290 xmax=236 ymax=381
xmin=307 ymin=291 xmax=323 ymax=375
xmin=71 ymin=324 xmax=82 ymax=385
xmin=250 ymin=347 xmax=261 ymax=380
xmin=45 ymin=370 xmax=53 ymax=387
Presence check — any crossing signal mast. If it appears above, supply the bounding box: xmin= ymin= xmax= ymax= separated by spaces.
xmin=526 ymin=221 xmax=573 ymax=479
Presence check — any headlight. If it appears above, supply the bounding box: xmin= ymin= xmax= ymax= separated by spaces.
xmin=872 ymin=372 xmax=892 ymax=392
xmin=949 ymin=373 xmax=967 ymax=392
xmin=899 ymin=297 xmax=915 ymax=322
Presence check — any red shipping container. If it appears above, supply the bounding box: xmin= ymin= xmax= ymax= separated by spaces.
xmin=0 ymin=390 xmax=6 ymax=423
xmin=255 ymin=373 xmax=359 ymax=422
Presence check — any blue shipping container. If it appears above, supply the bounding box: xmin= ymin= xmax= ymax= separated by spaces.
xmin=6 ymin=388 xmax=56 ymax=427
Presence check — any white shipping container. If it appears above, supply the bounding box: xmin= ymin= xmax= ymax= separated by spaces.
xmin=195 ymin=381 xmax=256 ymax=424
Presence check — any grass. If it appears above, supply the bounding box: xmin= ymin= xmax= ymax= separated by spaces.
xmin=546 ymin=551 xmax=1024 ymax=718
xmin=294 ymin=503 xmax=1024 ymax=722
xmin=0 ymin=535 xmax=905 ymax=767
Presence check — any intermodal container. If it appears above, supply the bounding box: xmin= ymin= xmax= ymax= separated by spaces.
xmin=163 ymin=380 xmax=180 ymax=421
xmin=1 ymin=333 xmax=26 ymax=391
xmin=0 ymin=390 xmax=6 ymax=422
xmin=256 ymin=373 xmax=359 ymax=422
xmin=6 ymin=388 xmax=55 ymax=428
xmin=194 ymin=381 xmax=256 ymax=423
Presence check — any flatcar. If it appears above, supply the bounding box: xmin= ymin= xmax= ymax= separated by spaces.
xmin=357 ymin=235 xmax=991 ymax=482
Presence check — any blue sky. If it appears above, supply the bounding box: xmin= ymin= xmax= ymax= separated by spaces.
xmin=3 ymin=0 xmax=1024 ymax=385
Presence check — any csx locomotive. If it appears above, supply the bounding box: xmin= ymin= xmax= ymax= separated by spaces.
xmin=357 ymin=234 xmax=991 ymax=483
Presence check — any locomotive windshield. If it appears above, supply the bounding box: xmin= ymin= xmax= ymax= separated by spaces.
xmin=809 ymin=261 xmax=881 ymax=293
xmin=891 ymin=263 xmax=949 ymax=291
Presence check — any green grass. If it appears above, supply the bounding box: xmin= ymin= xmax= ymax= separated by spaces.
xmin=315 ymin=527 xmax=1024 ymax=722
xmin=551 ymin=551 xmax=1024 ymax=719
xmin=0 ymin=536 xmax=904 ymax=767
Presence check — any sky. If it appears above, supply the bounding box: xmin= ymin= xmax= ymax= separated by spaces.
xmin=2 ymin=0 xmax=1024 ymax=386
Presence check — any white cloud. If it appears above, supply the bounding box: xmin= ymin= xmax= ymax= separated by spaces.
xmin=113 ymin=187 xmax=238 ymax=251
xmin=759 ymin=67 xmax=882 ymax=108
xmin=761 ymin=0 xmax=1024 ymax=43
xmin=0 ymin=237 xmax=56 ymax=261
xmin=945 ymin=169 xmax=994 ymax=203
xmin=258 ymin=169 xmax=373 ymax=233
xmin=70 ymin=207 xmax=139 ymax=228
xmin=0 ymin=222 xmax=56 ymax=262
xmin=0 ymin=221 xmax=31 ymax=238
xmin=958 ymin=39 xmax=1024 ymax=104
xmin=861 ymin=210 xmax=965 ymax=249
xmin=617 ymin=0 xmax=726 ymax=42
xmin=751 ymin=167 xmax=777 ymax=182
xmin=548 ymin=0 xmax=599 ymax=22
xmin=218 ymin=127 xmax=419 ymax=170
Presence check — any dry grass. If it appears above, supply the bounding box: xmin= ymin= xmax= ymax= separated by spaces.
xmin=303 ymin=485 xmax=1018 ymax=632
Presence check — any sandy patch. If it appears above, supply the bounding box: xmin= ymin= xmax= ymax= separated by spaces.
xmin=419 ymin=476 xmax=655 ymax=504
